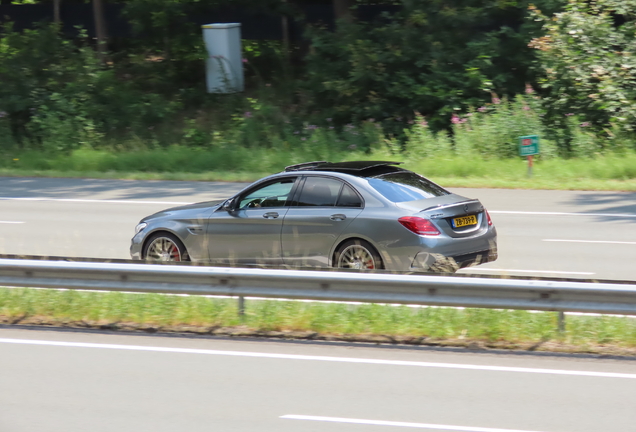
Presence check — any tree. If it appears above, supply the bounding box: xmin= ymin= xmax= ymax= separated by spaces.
xmin=92 ymin=0 xmax=107 ymax=61
xmin=303 ymin=0 xmax=565 ymax=132
xmin=333 ymin=0 xmax=353 ymax=22
xmin=54 ymin=0 xmax=60 ymax=24
xmin=530 ymin=0 xmax=636 ymax=136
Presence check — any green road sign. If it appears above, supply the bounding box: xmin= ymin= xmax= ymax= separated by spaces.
xmin=519 ymin=135 xmax=540 ymax=156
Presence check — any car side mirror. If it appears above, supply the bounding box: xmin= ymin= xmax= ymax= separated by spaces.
xmin=222 ymin=198 xmax=236 ymax=211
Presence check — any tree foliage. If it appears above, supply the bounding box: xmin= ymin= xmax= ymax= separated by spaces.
xmin=530 ymin=0 xmax=636 ymax=145
xmin=0 ymin=23 xmax=178 ymax=150
xmin=302 ymin=0 xmax=565 ymax=133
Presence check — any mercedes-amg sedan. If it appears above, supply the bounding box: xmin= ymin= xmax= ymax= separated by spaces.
xmin=130 ymin=161 xmax=497 ymax=272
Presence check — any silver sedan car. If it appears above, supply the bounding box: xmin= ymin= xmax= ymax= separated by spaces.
xmin=130 ymin=161 xmax=497 ymax=272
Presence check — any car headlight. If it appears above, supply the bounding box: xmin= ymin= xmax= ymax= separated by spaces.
xmin=135 ymin=222 xmax=148 ymax=234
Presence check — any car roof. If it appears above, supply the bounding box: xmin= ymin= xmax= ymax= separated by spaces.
xmin=284 ymin=161 xmax=406 ymax=177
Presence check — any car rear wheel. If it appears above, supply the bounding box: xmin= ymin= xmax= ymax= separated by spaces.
xmin=334 ymin=239 xmax=383 ymax=270
xmin=143 ymin=232 xmax=189 ymax=262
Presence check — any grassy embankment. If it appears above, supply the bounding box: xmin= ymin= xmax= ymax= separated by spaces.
xmin=3 ymin=93 xmax=636 ymax=191
xmin=3 ymin=288 xmax=636 ymax=355
xmin=1 ymin=146 xmax=636 ymax=191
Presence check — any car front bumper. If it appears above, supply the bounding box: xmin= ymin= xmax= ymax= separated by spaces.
xmin=130 ymin=232 xmax=144 ymax=260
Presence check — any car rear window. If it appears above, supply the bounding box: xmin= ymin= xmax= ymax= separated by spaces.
xmin=368 ymin=172 xmax=449 ymax=202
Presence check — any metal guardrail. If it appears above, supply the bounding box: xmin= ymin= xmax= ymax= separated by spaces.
xmin=2 ymin=259 xmax=636 ymax=322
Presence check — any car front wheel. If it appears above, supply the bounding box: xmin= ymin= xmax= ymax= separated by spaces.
xmin=143 ymin=232 xmax=190 ymax=262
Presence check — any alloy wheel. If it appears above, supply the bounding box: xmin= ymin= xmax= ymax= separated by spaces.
xmin=145 ymin=237 xmax=182 ymax=262
xmin=337 ymin=245 xmax=376 ymax=269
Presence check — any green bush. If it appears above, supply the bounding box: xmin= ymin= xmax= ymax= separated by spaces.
xmin=530 ymin=0 xmax=636 ymax=152
xmin=303 ymin=0 xmax=566 ymax=133
xmin=0 ymin=23 xmax=180 ymax=152
xmin=452 ymin=94 xmax=558 ymax=159
xmin=402 ymin=114 xmax=452 ymax=159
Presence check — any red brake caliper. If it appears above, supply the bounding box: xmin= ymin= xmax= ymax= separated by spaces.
xmin=171 ymin=245 xmax=180 ymax=261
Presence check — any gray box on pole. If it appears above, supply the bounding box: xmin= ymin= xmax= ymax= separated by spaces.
xmin=202 ymin=23 xmax=244 ymax=93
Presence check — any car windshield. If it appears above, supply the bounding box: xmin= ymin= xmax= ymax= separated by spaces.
xmin=368 ymin=172 xmax=449 ymax=202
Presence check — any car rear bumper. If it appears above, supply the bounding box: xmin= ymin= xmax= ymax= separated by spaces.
xmin=453 ymin=247 xmax=498 ymax=269
xmin=403 ymin=228 xmax=497 ymax=273
xmin=409 ymin=246 xmax=497 ymax=273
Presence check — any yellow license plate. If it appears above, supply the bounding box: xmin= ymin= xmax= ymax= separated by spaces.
xmin=452 ymin=214 xmax=477 ymax=228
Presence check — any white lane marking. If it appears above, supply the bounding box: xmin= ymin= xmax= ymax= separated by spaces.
xmin=465 ymin=268 xmax=595 ymax=275
xmin=544 ymin=239 xmax=636 ymax=245
xmin=1 ymin=338 xmax=636 ymax=379
xmin=281 ymin=415 xmax=547 ymax=432
xmin=0 ymin=221 xmax=25 ymax=224
xmin=490 ymin=211 xmax=636 ymax=218
xmin=0 ymin=197 xmax=192 ymax=205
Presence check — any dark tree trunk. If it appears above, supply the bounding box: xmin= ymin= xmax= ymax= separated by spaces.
xmin=92 ymin=0 xmax=108 ymax=62
xmin=53 ymin=0 xmax=61 ymax=24
xmin=333 ymin=0 xmax=354 ymax=23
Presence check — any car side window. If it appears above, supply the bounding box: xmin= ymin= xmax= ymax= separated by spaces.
xmin=238 ymin=178 xmax=296 ymax=209
xmin=336 ymin=184 xmax=363 ymax=208
xmin=296 ymin=177 xmax=343 ymax=207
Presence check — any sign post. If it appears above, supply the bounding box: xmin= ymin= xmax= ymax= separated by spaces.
xmin=519 ymin=135 xmax=540 ymax=177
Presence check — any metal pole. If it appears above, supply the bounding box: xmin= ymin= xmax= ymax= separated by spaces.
xmin=558 ymin=311 xmax=566 ymax=333
xmin=238 ymin=296 xmax=245 ymax=319
xmin=527 ymin=155 xmax=533 ymax=177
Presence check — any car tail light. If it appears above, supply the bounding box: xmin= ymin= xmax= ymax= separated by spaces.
xmin=485 ymin=210 xmax=493 ymax=226
xmin=398 ymin=216 xmax=441 ymax=236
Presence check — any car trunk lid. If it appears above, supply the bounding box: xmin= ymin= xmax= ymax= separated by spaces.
xmin=396 ymin=195 xmax=487 ymax=238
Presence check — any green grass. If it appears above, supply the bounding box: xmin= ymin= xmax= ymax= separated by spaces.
xmin=405 ymin=155 xmax=636 ymax=191
xmin=1 ymin=147 xmax=636 ymax=191
xmin=3 ymin=288 xmax=636 ymax=352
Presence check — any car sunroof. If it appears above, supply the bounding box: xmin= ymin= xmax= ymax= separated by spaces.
xmin=285 ymin=161 xmax=402 ymax=172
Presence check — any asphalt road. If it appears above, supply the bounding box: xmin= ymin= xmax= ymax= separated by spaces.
xmin=0 ymin=177 xmax=635 ymax=280
xmin=1 ymin=328 xmax=636 ymax=432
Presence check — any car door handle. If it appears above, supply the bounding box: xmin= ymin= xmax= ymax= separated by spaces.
xmin=330 ymin=214 xmax=347 ymax=221
xmin=263 ymin=212 xmax=279 ymax=219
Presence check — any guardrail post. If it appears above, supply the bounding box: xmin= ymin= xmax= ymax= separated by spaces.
xmin=558 ymin=311 xmax=566 ymax=333
xmin=238 ymin=296 xmax=245 ymax=320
